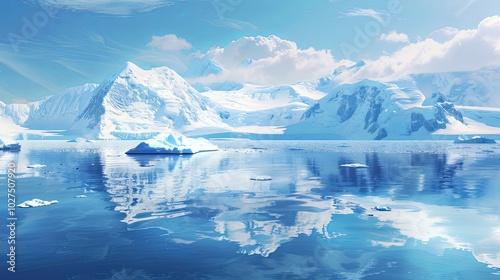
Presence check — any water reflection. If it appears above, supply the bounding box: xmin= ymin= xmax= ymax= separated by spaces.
xmin=3 ymin=141 xmax=498 ymax=278
xmin=97 ymin=143 xmax=500 ymax=273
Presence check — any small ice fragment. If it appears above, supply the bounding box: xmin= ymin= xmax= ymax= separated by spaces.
xmin=74 ymin=195 xmax=87 ymax=198
xmin=373 ymin=206 xmax=391 ymax=211
xmin=27 ymin=164 xmax=46 ymax=168
xmin=340 ymin=163 xmax=368 ymax=168
xmin=18 ymin=198 xmax=59 ymax=208
xmin=250 ymin=175 xmax=272 ymax=181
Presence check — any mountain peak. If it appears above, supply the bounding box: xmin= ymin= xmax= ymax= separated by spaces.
xmin=120 ymin=61 xmax=144 ymax=75
xmin=184 ymin=58 xmax=224 ymax=78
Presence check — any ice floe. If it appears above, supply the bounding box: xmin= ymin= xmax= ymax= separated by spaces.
xmin=125 ymin=133 xmax=218 ymax=155
xmin=68 ymin=138 xmax=94 ymax=143
xmin=250 ymin=175 xmax=273 ymax=181
xmin=18 ymin=198 xmax=59 ymax=208
xmin=27 ymin=164 xmax=46 ymax=168
xmin=340 ymin=163 xmax=369 ymax=168
xmin=0 ymin=136 xmax=21 ymax=151
xmin=454 ymin=135 xmax=496 ymax=144
xmin=373 ymin=206 xmax=392 ymax=211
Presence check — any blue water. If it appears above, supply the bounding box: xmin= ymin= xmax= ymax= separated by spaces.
xmin=1 ymin=140 xmax=499 ymax=279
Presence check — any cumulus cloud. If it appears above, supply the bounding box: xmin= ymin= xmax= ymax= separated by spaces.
xmin=342 ymin=8 xmax=387 ymax=23
xmin=379 ymin=31 xmax=409 ymax=43
xmin=187 ymin=35 xmax=352 ymax=85
xmin=28 ymin=0 xmax=174 ymax=15
xmin=147 ymin=34 xmax=192 ymax=51
xmin=342 ymin=15 xmax=500 ymax=82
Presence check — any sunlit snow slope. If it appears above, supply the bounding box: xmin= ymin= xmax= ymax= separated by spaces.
xmin=70 ymin=62 xmax=230 ymax=139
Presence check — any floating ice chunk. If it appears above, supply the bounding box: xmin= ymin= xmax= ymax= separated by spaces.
xmin=340 ymin=163 xmax=369 ymax=168
xmin=18 ymin=198 xmax=59 ymax=208
xmin=0 ymin=143 xmax=21 ymax=151
xmin=0 ymin=137 xmax=21 ymax=151
xmin=125 ymin=133 xmax=218 ymax=155
xmin=250 ymin=175 xmax=273 ymax=181
xmin=373 ymin=206 xmax=392 ymax=211
xmin=68 ymin=138 xmax=94 ymax=143
xmin=27 ymin=164 xmax=46 ymax=168
xmin=454 ymin=135 xmax=496 ymax=144
xmin=74 ymin=195 xmax=87 ymax=198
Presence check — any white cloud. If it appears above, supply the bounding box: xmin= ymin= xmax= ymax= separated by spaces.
xmin=379 ymin=31 xmax=409 ymax=43
xmin=30 ymin=0 xmax=174 ymax=15
xmin=187 ymin=35 xmax=352 ymax=85
xmin=342 ymin=8 xmax=387 ymax=23
xmin=147 ymin=34 xmax=192 ymax=51
xmin=342 ymin=15 xmax=500 ymax=82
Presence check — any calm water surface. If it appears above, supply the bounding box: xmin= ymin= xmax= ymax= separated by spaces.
xmin=0 ymin=140 xmax=499 ymax=279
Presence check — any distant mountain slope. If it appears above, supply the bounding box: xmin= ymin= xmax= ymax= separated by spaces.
xmin=202 ymin=83 xmax=326 ymax=132
xmin=183 ymin=59 xmax=224 ymax=78
xmin=70 ymin=62 xmax=229 ymax=139
xmin=409 ymin=68 xmax=500 ymax=107
xmin=23 ymin=83 xmax=98 ymax=130
xmin=285 ymin=80 xmax=467 ymax=139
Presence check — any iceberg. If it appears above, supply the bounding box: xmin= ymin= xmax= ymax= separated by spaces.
xmin=27 ymin=164 xmax=46 ymax=168
xmin=373 ymin=206 xmax=392 ymax=211
xmin=250 ymin=175 xmax=273 ymax=181
xmin=125 ymin=133 xmax=218 ymax=155
xmin=454 ymin=135 xmax=496 ymax=144
xmin=340 ymin=163 xmax=369 ymax=168
xmin=0 ymin=137 xmax=21 ymax=151
xmin=18 ymin=198 xmax=59 ymax=208
xmin=67 ymin=138 xmax=94 ymax=143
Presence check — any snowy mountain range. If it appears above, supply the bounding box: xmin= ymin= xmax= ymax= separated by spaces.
xmin=286 ymin=79 xmax=468 ymax=139
xmin=1 ymin=62 xmax=500 ymax=140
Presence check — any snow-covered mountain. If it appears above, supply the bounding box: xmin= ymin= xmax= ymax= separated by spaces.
xmin=23 ymin=83 xmax=98 ymax=130
xmin=183 ymin=58 xmax=224 ymax=78
xmin=201 ymin=83 xmax=326 ymax=134
xmin=326 ymin=61 xmax=500 ymax=107
xmin=70 ymin=62 xmax=229 ymax=139
xmin=1 ymin=62 xmax=499 ymax=140
xmin=411 ymin=67 xmax=500 ymax=107
xmin=285 ymin=79 xmax=471 ymax=140
xmin=0 ymin=101 xmax=33 ymax=125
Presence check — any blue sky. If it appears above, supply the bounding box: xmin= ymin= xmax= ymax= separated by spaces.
xmin=1 ymin=0 xmax=500 ymax=102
